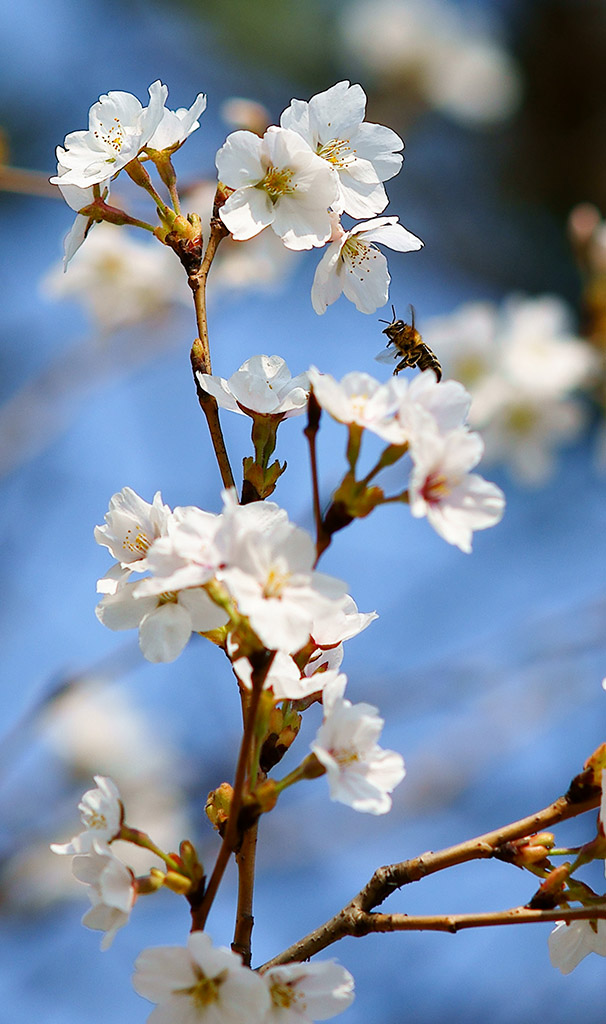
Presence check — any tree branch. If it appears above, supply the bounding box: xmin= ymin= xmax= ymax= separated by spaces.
xmin=260 ymin=789 xmax=601 ymax=968
xmin=357 ymin=904 xmax=606 ymax=936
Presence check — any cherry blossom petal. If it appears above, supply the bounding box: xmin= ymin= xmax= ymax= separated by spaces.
xmin=138 ymin=603 xmax=193 ymax=663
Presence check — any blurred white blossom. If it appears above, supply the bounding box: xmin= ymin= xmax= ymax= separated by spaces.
xmin=42 ymin=680 xmax=191 ymax=878
xmin=421 ymin=296 xmax=599 ymax=483
xmin=341 ymin=0 xmax=521 ymax=126
xmin=43 ymin=223 xmax=189 ymax=332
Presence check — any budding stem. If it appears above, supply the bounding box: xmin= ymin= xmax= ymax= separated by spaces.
xmin=188 ymin=213 xmax=236 ymax=491
xmin=192 ymin=650 xmax=276 ymax=933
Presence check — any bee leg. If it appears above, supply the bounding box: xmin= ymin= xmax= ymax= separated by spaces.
xmin=394 ymin=357 xmax=408 ymax=375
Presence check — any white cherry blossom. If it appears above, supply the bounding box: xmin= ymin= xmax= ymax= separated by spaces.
xmin=263 ymin=959 xmax=355 ymax=1022
xmin=133 ymin=932 xmax=271 ymax=1024
xmin=96 ymin=582 xmax=228 ymax=663
xmin=308 ymin=366 xmax=401 ymax=441
xmin=184 ymin=182 xmax=298 ymax=295
xmin=233 ymin=650 xmax=321 ymax=701
xmin=548 ymin=919 xmax=606 ymax=974
xmin=72 ymin=843 xmax=136 ymax=949
xmin=145 ymin=91 xmax=207 ymax=151
xmin=219 ymin=516 xmax=348 ymax=655
xmin=51 ymin=776 xmax=122 ymax=855
xmin=51 ymin=81 xmax=168 ymax=188
xmin=134 ymin=505 xmax=223 ymax=596
xmin=310 ymin=594 xmax=377 ymax=648
xmin=391 ymin=370 xmax=471 ymax=438
xmin=312 ymin=215 xmax=423 ymax=315
xmin=216 ymin=126 xmax=339 ymax=250
xmin=53 ymin=161 xmax=111 ymax=268
xmin=280 ymin=80 xmax=403 ymax=218
xmin=198 ymin=355 xmax=309 ymax=418
xmin=95 ymin=487 xmax=173 ymax=574
xmin=407 ymin=415 xmax=505 ymax=553
xmin=311 ymin=673 xmax=406 ymax=814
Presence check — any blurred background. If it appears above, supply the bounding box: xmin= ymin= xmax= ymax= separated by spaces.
xmin=1 ymin=0 xmax=606 ymax=1021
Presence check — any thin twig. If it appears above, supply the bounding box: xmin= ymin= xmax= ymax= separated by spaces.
xmin=189 ymin=216 xmax=236 ymax=491
xmin=260 ymin=790 xmax=601 ymax=968
xmin=0 ymin=166 xmax=58 ymax=198
xmin=358 ymin=904 xmax=606 ymax=935
xmin=191 ymin=651 xmax=275 ymax=932
xmin=303 ymin=392 xmax=327 ymax=563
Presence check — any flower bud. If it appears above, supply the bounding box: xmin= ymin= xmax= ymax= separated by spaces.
xmin=205 ymin=782 xmax=233 ymax=835
xmin=495 ymin=832 xmax=555 ymax=868
xmin=528 ymin=864 xmax=570 ymax=909
xmin=179 ymin=840 xmax=205 ymax=886
xmin=567 ymin=744 xmax=606 ymax=803
xmin=163 ymin=871 xmax=193 ymax=895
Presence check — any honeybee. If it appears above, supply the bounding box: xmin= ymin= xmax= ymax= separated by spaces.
xmin=377 ymin=305 xmax=442 ymax=381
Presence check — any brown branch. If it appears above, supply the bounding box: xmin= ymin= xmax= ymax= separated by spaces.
xmin=232 ymin=820 xmax=259 ymax=966
xmin=191 ymin=651 xmax=275 ymax=932
xmin=260 ymin=790 xmax=601 ymax=968
xmin=358 ymin=905 xmax=606 ymax=935
xmin=188 ymin=214 xmax=236 ymax=491
xmin=0 ymin=166 xmax=58 ymax=198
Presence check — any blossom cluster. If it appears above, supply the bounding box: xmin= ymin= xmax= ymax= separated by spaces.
xmin=308 ymin=365 xmax=505 ymax=552
xmin=51 ymin=82 xmax=206 ymax=266
xmin=51 ymin=80 xmax=423 ymax=314
xmin=94 ymin=484 xmax=405 ymax=814
xmin=340 ymin=0 xmax=521 ymax=126
xmin=419 ymin=295 xmax=598 ymax=483
xmin=52 ymin=777 xmax=356 ymax=1022
xmin=216 ymin=80 xmax=423 ymax=314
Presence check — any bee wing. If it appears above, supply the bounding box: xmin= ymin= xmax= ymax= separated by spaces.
xmin=375 ymin=348 xmax=398 ymax=365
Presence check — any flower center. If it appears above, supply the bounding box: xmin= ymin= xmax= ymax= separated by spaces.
xmin=270 ymin=981 xmax=302 ymax=1010
xmin=94 ymin=117 xmax=125 ymax=154
xmin=342 ymin=237 xmax=379 ymax=275
xmin=317 ymin=137 xmax=354 ymax=169
xmin=262 ymin=564 xmax=292 ymax=599
xmin=85 ymin=810 xmax=108 ymax=830
xmin=420 ymin=472 xmax=451 ymax=505
xmin=177 ymin=968 xmax=227 ymax=1010
xmin=157 ymin=591 xmax=179 ymax=605
xmin=349 ymin=392 xmax=370 ymax=419
xmin=332 ymin=745 xmax=360 ymax=768
xmin=123 ymin=525 xmax=151 ymax=555
xmin=259 ymin=165 xmax=296 ymax=202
